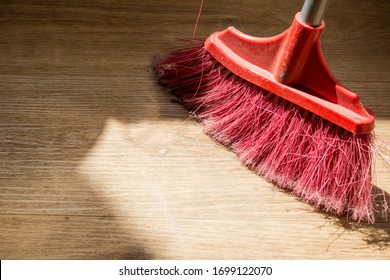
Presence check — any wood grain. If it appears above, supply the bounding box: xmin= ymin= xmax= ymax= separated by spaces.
xmin=0 ymin=0 xmax=389 ymax=259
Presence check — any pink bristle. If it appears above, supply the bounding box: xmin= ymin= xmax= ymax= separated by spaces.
xmin=156 ymin=44 xmax=376 ymax=223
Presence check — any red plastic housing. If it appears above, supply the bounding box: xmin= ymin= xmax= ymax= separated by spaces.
xmin=204 ymin=13 xmax=375 ymax=134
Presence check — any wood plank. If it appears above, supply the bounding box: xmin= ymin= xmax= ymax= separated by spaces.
xmin=0 ymin=0 xmax=389 ymax=259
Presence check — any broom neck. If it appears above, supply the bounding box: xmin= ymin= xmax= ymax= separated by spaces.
xmin=300 ymin=0 xmax=330 ymax=27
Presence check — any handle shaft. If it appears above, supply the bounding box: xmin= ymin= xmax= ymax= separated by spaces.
xmin=300 ymin=0 xmax=330 ymax=26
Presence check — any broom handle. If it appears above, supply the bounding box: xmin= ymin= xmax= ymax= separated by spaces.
xmin=300 ymin=0 xmax=330 ymax=27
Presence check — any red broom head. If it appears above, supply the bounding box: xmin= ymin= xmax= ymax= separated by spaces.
xmin=156 ymin=44 xmax=378 ymax=223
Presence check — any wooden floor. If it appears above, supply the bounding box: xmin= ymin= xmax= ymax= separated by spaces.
xmin=0 ymin=0 xmax=389 ymax=259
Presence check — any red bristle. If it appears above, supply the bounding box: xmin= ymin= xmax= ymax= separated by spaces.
xmin=156 ymin=44 xmax=377 ymax=223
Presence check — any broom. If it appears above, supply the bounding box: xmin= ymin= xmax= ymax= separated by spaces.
xmin=155 ymin=0 xmax=379 ymax=222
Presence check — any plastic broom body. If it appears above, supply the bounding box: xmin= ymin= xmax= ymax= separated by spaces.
xmin=155 ymin=0 xmax=380 ymax=222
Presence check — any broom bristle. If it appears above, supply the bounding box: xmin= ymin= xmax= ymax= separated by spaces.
xmin=156 ymin=44 xmax=376 ymax=223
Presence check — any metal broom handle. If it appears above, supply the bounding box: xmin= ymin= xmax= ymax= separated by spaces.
xmin=300 ymin=0 xmax=330 ymax=26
